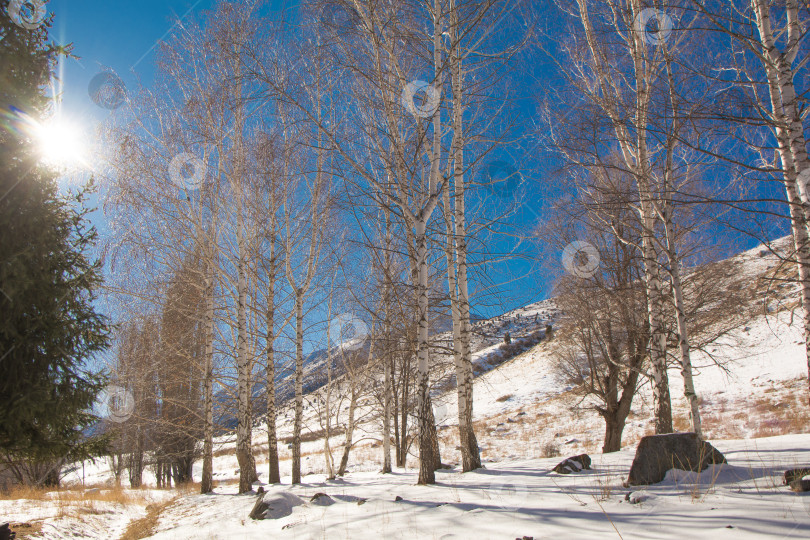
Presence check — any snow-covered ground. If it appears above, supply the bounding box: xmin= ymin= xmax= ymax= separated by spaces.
xmin=0 ymin=487 xmax=176 ymax=539
xmin=4 ymin=238 xmax=810 ymax=538
xmin=95 ymin=435 xmax=810 ymax=539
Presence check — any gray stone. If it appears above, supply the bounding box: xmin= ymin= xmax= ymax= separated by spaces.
xmin=625 ymin=433 xmax=726 ymax=486
xmin=789 ymin=479 xmax=810 ymax=492
xmin=552 ymin=454 xmax=591 ymax=474
xmin=783 ymin=468 xmax=810 ymax=486
xmin=249 ymin=492 xmax=306 ymax=520
xmin=310 ymin=492 xmax=335 ymax=506
xmin=0 ymin=523 xmax=15 ymax=540
xmin=626 ymin=491 xmax=647 ymax=504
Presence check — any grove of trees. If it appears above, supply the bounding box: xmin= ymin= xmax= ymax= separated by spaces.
xmin=2 ymin=0 xmax=810 ymax=490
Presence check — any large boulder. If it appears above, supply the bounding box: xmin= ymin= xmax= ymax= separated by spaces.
xmin=552 ymin=454 xmax=591 ymax=474
xmin=625 ymin=433 xmax=726 ymax=486
xmin=0 ymin=523 xmax=15 ymax=540
xmin=784 ymin=468 xmax=810 ymax=492
xmin=249 ymin=492 xmax=306 ymax=520
xmin=309 ymin=493 xmax=335 ymax=506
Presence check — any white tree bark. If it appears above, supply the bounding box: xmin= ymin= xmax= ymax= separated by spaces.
xmin=381 ymin=202 xmax=393 ymax=474
xmin=448 ymin=0 xmax=480 ymax=470
xmin=200 ymin=237 xmax=216 ymax=492
xmin=575 ymin=0 xmax=673 ymax=432
xmin=414 ymin=218 xmax=435 ymax=485
xmin=284 ymin=131 xmax=325 ymax=485
xmin=265 ymin=228 xmax=281 ymax=484
xmin=751 ymin=0 xmax=810 ymax=406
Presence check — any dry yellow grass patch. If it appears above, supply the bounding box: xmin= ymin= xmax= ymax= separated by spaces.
xmin=120 ymin=496 xmax=180 ymax=540
xmin=6 ymin=521 xmax=43 ymax=539
xmin=699 ymin=377 xmax=810 ymax=440
xmin=0 ymin=484 xmax=51 ymax=501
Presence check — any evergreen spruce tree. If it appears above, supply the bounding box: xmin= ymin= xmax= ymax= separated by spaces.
xmin=0 ymin=6 xmax=110 ymax=475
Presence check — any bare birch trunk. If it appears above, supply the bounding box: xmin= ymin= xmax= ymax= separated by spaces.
xmin=415 ymin=219 xmax=435 ymax=485
xmin=576 ymin=0 xmax=672 ymax=433
xmin=397 ymin=354 xmax=409 ymax=468
xmin=448 ymin=1 xmax=480 ymax=470
xmin=666 ymin=241 xmax=701 ymax=437
xmin=201 ymin=246 xmax=215 ymax=493
xmin=292 ymin=290 xmax=304 ymax=485
xmin=265 ymin=238 xmax=280 ymax=484
xmin=752 ymin=0 xmax=810 ymax=406
xmin=381 ymin=205 xmax=393 ymax=473
xmin=323 ymin=303 xmax=336 ymax=480
xmin=660 ymin=48 xmax=701 ymax=438
xmin=639 ymin=185 xmax=673 ymax=434
xmin=382 ymin=352 xmax=393 ymax=472
xmin=337 ymin=383 xmax=357 ymax=477
xmin=235 ymin=200 xmax=256 ymax=492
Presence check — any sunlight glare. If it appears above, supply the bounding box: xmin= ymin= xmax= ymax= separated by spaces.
xmin=36 ymin=117 xmax=86 ymax=169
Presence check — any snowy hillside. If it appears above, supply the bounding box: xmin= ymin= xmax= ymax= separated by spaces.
xmin=4 ymin=237 xmax=810 ymax=539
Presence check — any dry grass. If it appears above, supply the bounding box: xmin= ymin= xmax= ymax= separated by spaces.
xmin=700 ymin=377 xmax=810 ymax=440
xmin=495 ymin=394 xmax=514 ymax=403
xmin=6 ymin=521 xmax=43 ymax=539
xmin=0 ymin=483 xmax=165 ymax=531
xmin=0 ymin=484 xmax=51 ymax=501
xmin=541 ymin=441 xmax=561 ymax=458
xmin=673 ymin=414 xmax=691 ymax=432
xmin=590 ymin=470 xmax=618 ymax=502
xmin=119 ymin=496 xmax=179 ymax=540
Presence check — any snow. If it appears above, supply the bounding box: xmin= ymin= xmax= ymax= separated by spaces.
xmin=0 ymin=488 xmax=174 ymax=540
xmin=141 ymin=435 xmax=810 ymax=539
xmin=5 ymin=237 xmax=810 ymax=538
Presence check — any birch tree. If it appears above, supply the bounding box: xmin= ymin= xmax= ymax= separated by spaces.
xmin=692 ymin=0 xmax=810 ymax=406
xmin=281 ymin=114 xmax=329 ymax=484
xmin=555 ymin=0 xmax=680 ymax=433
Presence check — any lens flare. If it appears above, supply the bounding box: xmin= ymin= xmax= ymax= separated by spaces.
xmin=35 ymin=117 xmax=86 ymax=169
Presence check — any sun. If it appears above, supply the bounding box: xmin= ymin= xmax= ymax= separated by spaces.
xmin=35 ymin=117 xmax=86 ymax=169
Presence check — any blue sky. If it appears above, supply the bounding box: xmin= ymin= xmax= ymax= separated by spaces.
xmin=36 ymin=0 xmax=789 ymax=324
xmin=49 ymin=0 xmax=217 ymax=121
xmin=39 ymin=0 xmax=557 ymax=319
